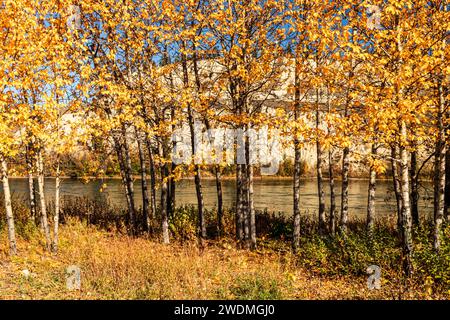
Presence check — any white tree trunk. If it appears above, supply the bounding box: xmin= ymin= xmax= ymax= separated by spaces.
xmin=400 ymin=121 xmax=414 ymax=276
xmin=434 ymin=75 xmax=446 ymax=252
xmin=367 ymin=144 xmax=377 ymax=234
xmin=37 ymin=148 xmax=51 ymax=250
xmin=52 ymin=159 xmax=60 ymax=253
xmin=1 ymin=156 xmax=17 ymax=255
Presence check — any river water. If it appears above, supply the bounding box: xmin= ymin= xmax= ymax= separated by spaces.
xmin=2 ymin=178 xmax=434 ymax=219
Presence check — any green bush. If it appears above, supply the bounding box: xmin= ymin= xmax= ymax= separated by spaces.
xmin=169 ymin=205 xmax=198 ymax=241
xmin=293 ymin=221 xmax=449 ymax=294
xmin=413 ymin=223 xmax=450 ymax=290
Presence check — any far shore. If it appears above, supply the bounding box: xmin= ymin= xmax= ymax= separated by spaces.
xmin=8 ymin=175 xmax=433 ymax=182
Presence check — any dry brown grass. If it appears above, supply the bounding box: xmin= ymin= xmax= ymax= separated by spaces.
xmin=0 ymin=219 xmax=447 ymax=300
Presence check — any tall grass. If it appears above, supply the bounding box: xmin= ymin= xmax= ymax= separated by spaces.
xmin=0 ymin=196 xmax=449 ymax=299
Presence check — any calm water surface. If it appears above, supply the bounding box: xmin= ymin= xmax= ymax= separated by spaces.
xmin=2 ymin=178 xmax=434 ymax=219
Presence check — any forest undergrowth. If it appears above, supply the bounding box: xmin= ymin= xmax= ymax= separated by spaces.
xmin=0 ymin=197 xmax=448 ymax=300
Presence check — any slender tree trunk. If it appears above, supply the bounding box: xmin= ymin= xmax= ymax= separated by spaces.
xmin=434 ymin=76 xmax=446 ymax=252
xmin=340 ymin=58 xmax=354 ymax=234
xmin=316 ymin=89 xmax=326 ymax=233
xmin=215 ymin=166 xmax=224 ymax=237
xmin=399 ymin=121 xmax=414 ymax=276
xmin=236 ymin=163 xmax=244 ymax=241
xmin=316 ymin=142 xmax=326 ymax=233
xmin=162 ymin=45 xmax=176 ymax=219
xmin=367 ymin=144 xmax=377 ymax=234
xmin=340 ymin=146 xmax=350 ymax=232
xmin=444 ymin=146 xmax=450 ymax=220
xmin=121 ymin=126 xmax=137 ymax=234
xmin=243 ymin=128 xmax=250 ymax=245
xmin=193 ymin=159 xmax=206 ymax=239
xmin=204 ymin=119 xmax=224 ymax=238
xmin=188 ymin=114 xmax=206 ymax=239
xmin=246 ymin=133 xmax=256 ymax=250
xmin=329 ymin=149 xmax=336 ymax=235
xmin=248 ymin=164 xmax=256 ymax=249
xmin=391 ymin=146 xmax=403 ymax=229
xmin=293 ymin=60 xmax=301 ymax=249
xmin=160 ymin=170 xmax=170 ymax=244
xmin=167 ymin=166 xmax=176 ymax=218
xmin=145 ymin=134 xmax=157 ymax=219
xmin=181 ymin=48 xmax=206 ymax=240
xmin=36 ymin=148 xmax=51 ymax=250
xmin=167 ymin=118 xmax=176 ymax=218
xmin=293 ymin=137 xmax=301 ymax=250
xmin=326 ymin=87 xmax=336 ymax=236
xmin=192 ymin=37 xmax=224 ymax=237
xmin=112 ymin=132 xmax=136 ymax=234
xmin=0 ymin=156 xmax=17 ymax=255
xmin=242 ymin=162 xmax=250 ymax=244
xmin=25 ymin=143 xmax=37 ymax=223
xmin=160 ymin=142 xmax=170 ymax=244
xmin=135 ymin=128 xmax=150 ymax=232
xmin=410 ymin=150 xmax=419 ymax=225
xmin=235 ymin=117 xmax=246 ymax=242
xmin=52 ymin=158 xmax=60 ymax=253
xmin=396 ymin=23 xmax=413 ymax=276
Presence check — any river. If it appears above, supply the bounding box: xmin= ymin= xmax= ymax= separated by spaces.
xmin=1 ymin=177 xmax=435 ymax=219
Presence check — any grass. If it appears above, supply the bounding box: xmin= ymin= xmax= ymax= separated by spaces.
xmin=0 ymin=219 xmax=447 ymax=300
xmin=0 ymin=197 xmax=449 ymax=300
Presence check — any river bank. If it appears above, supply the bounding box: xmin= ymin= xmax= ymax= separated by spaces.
xmin=0 ymin=220 xmax=448 ymax=300
xmin=0 ymin=197 xmax=448 ymax=300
